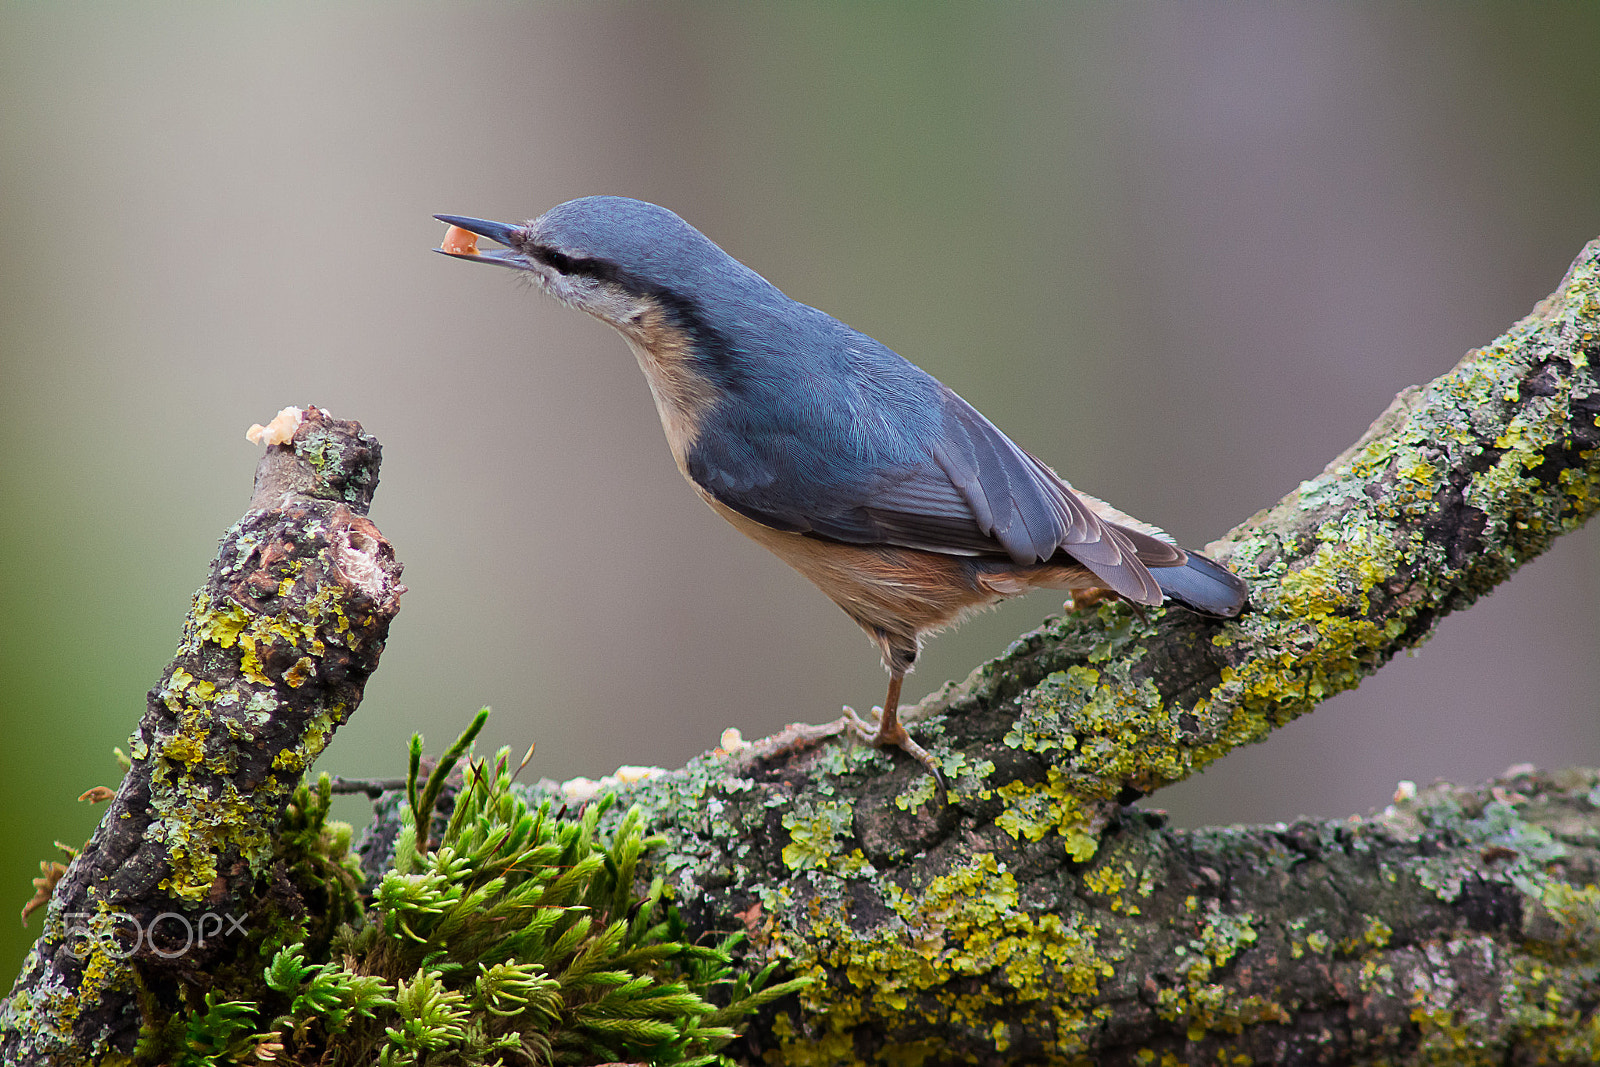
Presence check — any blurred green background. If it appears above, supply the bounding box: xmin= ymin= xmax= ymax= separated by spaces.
xmin=3 ymin=5 xmax=1598 ymax=982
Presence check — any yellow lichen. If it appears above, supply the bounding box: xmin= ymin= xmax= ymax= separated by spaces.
xmin=995 ymin=769 xmax=1099 ymax=861
xmin=772 ymin=852 xmax=1116 ymax=1065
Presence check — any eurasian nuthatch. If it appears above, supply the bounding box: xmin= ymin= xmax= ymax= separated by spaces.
xmin=435 ymin=197 xmax=1248 ymax=784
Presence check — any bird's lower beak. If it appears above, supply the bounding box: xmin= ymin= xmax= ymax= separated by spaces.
xmin=433 ymin=214 xmax=529 ymax=269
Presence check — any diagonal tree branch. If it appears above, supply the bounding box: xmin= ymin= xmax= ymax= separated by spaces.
xmin=896 ymin=235 xmax=1600 ymax=839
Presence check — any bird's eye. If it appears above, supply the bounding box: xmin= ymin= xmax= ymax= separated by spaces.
xmin=538 ymin=247 xmax=576 ymax=274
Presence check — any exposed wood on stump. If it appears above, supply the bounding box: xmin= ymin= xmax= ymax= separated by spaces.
xmin=0 ymin=407 xmax=403 ymax=1065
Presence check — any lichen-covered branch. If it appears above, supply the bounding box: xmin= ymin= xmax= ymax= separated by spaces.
xmin=517 ymin=238 xmax=1598 ymax=1063
xmin=0 ymin=407 xmax=404 ymax=1065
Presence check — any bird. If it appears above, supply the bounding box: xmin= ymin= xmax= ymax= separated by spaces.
xmin=434 ymin=196 xmax=1248 ymax=788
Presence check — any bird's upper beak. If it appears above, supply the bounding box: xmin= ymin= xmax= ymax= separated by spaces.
xmin=433 ymin=214 xmax=529 ymax=270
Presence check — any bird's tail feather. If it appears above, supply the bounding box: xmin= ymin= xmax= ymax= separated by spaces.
xmin=1153 ymin=552 xmax=1249 ymax=617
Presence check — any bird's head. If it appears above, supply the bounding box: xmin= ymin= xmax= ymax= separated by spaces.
xmin=435 ymin=196 xmax=760 ymax=340
xmin=436 ymin=196 xmax=785 ymax=449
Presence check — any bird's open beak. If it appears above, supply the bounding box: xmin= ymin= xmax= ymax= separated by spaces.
xmin=433 ymin=214 xmax=529 ymax=270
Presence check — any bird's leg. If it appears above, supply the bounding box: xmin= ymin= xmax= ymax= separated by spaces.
xmin=843 ymin=671 xmax=905 ymax=745
xmin=843 ymin=671 xmax=947 ymax=797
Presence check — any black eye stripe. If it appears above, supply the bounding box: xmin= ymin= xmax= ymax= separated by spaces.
xmin=532 ymin=245 xmax=607 ymax=280
xmin=535 ymin=247 xmax=575 ymax=273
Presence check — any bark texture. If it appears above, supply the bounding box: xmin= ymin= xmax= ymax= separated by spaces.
xmin=0 ymin=407 xmax=404 ymax=1065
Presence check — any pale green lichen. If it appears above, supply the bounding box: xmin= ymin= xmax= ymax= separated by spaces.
xmin=781 ymin=800 xmax=855 ymax=872
xmin=1155 ymin=905 xmax=1270 ymax=1040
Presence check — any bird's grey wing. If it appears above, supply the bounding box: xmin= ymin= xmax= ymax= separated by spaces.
xmin=686 ymin=384 xmax=1174 ymax=605
xmin=688 ymin=434 xmax=1002 ymax=554
xmin=925 ymin=386 xmax=1171 ymax=604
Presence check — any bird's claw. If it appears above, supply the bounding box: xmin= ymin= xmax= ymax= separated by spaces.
xmin=839 ymin=705 xmax=948 ymax=804
xmin=840 ymin=704 xmax=904 ymax=746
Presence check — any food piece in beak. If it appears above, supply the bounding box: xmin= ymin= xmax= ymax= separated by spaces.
xmin=441 ymin=225 xmax=480 ymax=256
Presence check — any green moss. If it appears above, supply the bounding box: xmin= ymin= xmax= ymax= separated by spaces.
xmin=160 ymin=734 xmax=807 ymax=1067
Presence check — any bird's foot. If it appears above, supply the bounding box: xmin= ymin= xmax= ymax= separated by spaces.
xmin=841 ymin=705 xmax=947 ymax=802
xmin=1063 ymin=586 xmax=1118 ymax=612
xmin=840 ymin=703 xmax=901 ymax=746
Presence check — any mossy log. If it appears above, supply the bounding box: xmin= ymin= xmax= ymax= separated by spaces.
xmin=0 ymin=408 xmax=405 ymax=1065
xmin=5 ymin=230 xmax=1598 ymax=1065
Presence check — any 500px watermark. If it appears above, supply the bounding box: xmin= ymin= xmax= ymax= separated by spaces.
xmin=61 ymin=911 xmax=249 ymax=960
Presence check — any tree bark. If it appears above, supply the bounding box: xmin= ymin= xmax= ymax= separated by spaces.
xmin=0 ymin=407 xmax=405 ymax=1065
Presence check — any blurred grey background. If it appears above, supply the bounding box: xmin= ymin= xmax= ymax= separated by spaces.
xmin=3 ymin=5 xmax=1598 ymax=978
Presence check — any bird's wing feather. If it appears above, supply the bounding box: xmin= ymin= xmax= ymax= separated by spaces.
xmin=926 ymin=387 xmax=1165 ymax=603
xmin=698 ymin=446 xmax=1000 ymax=554
xmin=686 ymin=377 xmax=1167 ymax=605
